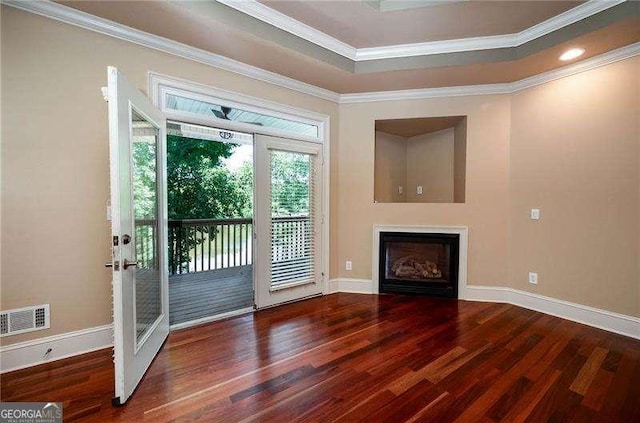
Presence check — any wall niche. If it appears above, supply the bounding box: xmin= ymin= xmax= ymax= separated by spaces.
xmin=374 ymin=116 xmax=467 ymax=204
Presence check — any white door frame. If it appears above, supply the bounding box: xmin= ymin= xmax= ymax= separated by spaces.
xmin=148 ymin=73 xmax=331 ymax=306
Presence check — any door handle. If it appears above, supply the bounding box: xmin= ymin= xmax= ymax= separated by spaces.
xmin=123 ymin=259 xmax=138 ymax=269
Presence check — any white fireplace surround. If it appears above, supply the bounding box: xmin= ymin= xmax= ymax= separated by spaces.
xmin=372 ymin=225 xmax=468 ymax=299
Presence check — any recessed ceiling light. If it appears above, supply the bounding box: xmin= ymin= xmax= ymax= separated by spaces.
xmin=559 ymin=48 xmax=585 ymax=61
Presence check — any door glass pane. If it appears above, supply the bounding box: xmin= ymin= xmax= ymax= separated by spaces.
xmin=131 ymin=108 xmax=161 ymax=345
xmin=270 ymin=150 xmax=316 ymax=290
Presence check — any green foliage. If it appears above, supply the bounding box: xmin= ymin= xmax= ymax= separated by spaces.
xmin=132 ymin=134 xmax=313 ymax=272
xmin=132 ymin=140 xmax=158 ymax=219
xmin=167 ymin=135 xmax=250 ymax=219
xmin=270 ymin=151 xmax=310 ymax=216
xmin=166 ymin=135 xmax=252 ymax=270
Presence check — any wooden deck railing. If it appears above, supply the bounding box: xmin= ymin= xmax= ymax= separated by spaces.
xmin=135 ymin=216 xmax=310 ymax=276
xmin=168 ymin=218 xmax=253 ymax=275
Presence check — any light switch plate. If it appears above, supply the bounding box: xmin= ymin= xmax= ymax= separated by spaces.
xmin=417 ymin=186 xmax=423 ymax=195
xmin=528 ymin=272 xmax=538 ymax=284
xmin=346 ymin=260 xmax=353 ymax=271
xmin=398 ymin=186 xmax=403 ymax=195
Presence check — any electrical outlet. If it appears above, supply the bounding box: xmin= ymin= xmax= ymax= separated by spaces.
xmin=417 ymin=186 xmax=423 ymax=195
xmin=398 ymin=186 xmax=403 ymax=195
xmin=528 ymin=272 xmax=538 ymax=284
xmin=530 ymin=208 xmax=540 ymax=220
xmin=346 ymin=260 xmax=353 ymax=271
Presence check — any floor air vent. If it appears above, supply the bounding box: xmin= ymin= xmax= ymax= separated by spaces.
xmin=0 ymin=304 xmax=50 ymax=337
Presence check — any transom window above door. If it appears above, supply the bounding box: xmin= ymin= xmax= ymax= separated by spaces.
xmin=151 ymin=73 xmax=327 ymax=143
xmin=165 ymin=93 xmax=318 ymax=138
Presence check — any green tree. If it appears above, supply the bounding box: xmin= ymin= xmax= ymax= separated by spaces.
xmin=270 ymin=151 xmax=311 ymax=216
xmin=167 ymin=135 xmax=251 ymax=271
xmin=167 ymin=135 xmax=248 ymax=219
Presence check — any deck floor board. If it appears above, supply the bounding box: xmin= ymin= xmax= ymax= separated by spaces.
xmin=169 ymin=266 xmax=253 ymax=325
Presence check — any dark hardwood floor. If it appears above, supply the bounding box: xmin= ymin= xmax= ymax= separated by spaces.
xmin=1 ymin=293 xmax=639 ymax=422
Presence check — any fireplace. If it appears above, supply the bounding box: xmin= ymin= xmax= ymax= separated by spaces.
xmin=378 ymin=232 xmax=459 ymax=298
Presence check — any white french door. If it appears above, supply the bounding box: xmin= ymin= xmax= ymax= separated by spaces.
xmin=107 ymin=67 xmax=169 ymax=405
xmin=254 ymin=135 xmax=323 ymax=308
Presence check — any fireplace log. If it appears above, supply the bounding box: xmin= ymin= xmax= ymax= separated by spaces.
xmin=392 ymin=256 xmax=441 ymax=279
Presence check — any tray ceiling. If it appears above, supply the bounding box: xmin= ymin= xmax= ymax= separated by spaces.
xmin=45 ymin=0 xmax=640 ymax=94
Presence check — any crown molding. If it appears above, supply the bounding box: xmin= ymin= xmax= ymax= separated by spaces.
xmin=514 ymin=0 xmax=627 ymax=45
xmin=216 ymin=0 xmax=627 ymax=61
xmin=1 ymin=0 xmax=341 ymax=103
xmin=216 ymin=0 xmax=357 ymax=60
xmin=340 ymin=41 xmax=640 ymax=103
xmin=355 ymin=34 xmax=516 ymax=61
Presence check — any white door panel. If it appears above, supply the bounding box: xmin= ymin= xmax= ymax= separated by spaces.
xmin=254 ymin=135 xmax=323 ymax=308
xmin=107 ymin=66 xmax=169 ymax=405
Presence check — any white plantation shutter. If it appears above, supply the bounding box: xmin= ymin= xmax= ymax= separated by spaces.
xmin=269 ymin=149 xmax=318 ymax=290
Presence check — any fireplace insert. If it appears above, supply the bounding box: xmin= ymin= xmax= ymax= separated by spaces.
xmin=379 ymin=232 xmax=459 ymax=298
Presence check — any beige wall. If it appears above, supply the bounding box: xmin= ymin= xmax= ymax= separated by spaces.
xmin=406 ymin=128 xmax=454 ymax=203
xmin=338 ymin=95 xmax=512 ymax=287
xmin=338 ymin=57 xmax=639 ymax=317
xmin=374 ymin=131 xmax=406 ymax=202
xmin=454 ymin=118 xmax=467 ymax=203
xmin=509 ymin=57 xmax=640 ymax=317
xmin=375 ymin=126 xmax=464 ymax=204
xmin=0 ymin=7 xmax=339 ymax=345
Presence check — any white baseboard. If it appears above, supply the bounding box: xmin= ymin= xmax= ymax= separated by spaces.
xmin=328 ymin=278 xmax=374 ymax=294
xmin=0 ymin=324 xmax=113 ymax=373
xmin=466 ymin=286 xmax=640 ymax=340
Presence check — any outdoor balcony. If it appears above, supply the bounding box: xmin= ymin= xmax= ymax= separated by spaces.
xmin=136 ymin=216 xmax=309 ymax=326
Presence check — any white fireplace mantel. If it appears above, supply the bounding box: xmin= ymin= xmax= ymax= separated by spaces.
xmin=372 ymin=225 xmax=468 ymax=299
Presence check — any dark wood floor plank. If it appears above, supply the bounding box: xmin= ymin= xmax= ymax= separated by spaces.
xmin=570 ymin=346 xmax=609 ymax=395
xmin=1 ymin=293 xmax=638 ymax=422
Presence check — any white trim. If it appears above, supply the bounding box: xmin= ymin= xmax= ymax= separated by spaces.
xmin=515 ymin=0 xmax=627 ymax=46
xmin=169 ymin=307 xmax=254 ymax=331
xmin=0 ymin=324 xmax=113 ymax=373
xmin=340 ymin=42 xmax=640 ymax=103
xmin=466 ymin=286 xmax=640 ymax=340
xmin=1 ymin=0 xmax=340 ymax=103
xmin=328 ymin=278 xmax=375 ymax=294
xmin=355 ymin=34 xmax=514 ymax=61
xmin=217 ymin=0 xmax=626 ymax=61
xmin=216 ymin=0 xmax=357 ymax=60
xmin=372 ymin=225 xmax=468 ymax=298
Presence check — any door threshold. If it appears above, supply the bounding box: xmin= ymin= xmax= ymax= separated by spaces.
xmin=256 ymin=293 xmax=323 ymax=310
xmin=169 ymin=307 xmax=254 ymax=331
